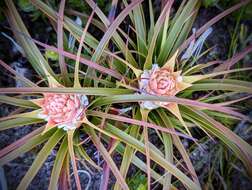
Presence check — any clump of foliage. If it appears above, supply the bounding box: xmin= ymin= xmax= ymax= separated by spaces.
xmin=0 ymin=0 xmax=252 ymax=190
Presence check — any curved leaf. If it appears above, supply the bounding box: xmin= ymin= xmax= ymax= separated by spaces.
xmin=17 ymin=129 xmax=65 ymax=190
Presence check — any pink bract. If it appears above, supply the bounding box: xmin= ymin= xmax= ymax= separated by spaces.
xmin=147 ymin=68 xmax=178 ymax=96
xmin=39 ymin=93 xmax=88 ymax=129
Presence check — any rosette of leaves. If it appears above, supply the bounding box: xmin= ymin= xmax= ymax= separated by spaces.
xmin=0 ymin=0 xmax=252 ymax=190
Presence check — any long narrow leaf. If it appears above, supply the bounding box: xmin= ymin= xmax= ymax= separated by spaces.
xmin=87 ymin=110 xmax=195 ymax=140
xmin=0 ymin=117 xmax=43 ymax=131
xmin=0 ymin=128 xmax=56 ymax=165
xmin=30 ymin=0 xmax=99 ymax=50
xmin=85 ymin=128 xmax=129 ymax=190
xmin=0 ymin=87 xmax=133 ymax=95
xmin=144 ymin=0 xmax=174 ymax=69
xmin=57 ymin=0 xmax=69 ymax=84
xmin=91 ymin=95 xmax=246 ymax=119
xmin=85 ymin=0 xmax=138 ymax=67
xmin=0 ymin=60 xmax=37 ymax=87
xmin=5 ymin=0 xmax=55 ymax=79
xmin=91 ymin=0 xmax=143 ymax=63
xmin=0 ymin=95 xmax=38 ymax=109
xmin=179 ymin=0 xmax=251 ymax=52
xmin=0 ymin=127 xmax=43 ymax=158
xmin=102 ymin=121 xmax=201 ymax=189
xmin=48 ymin=137 xmax=68 ymax=190
xmin=17 ymin=129 xmax=65 ymax=190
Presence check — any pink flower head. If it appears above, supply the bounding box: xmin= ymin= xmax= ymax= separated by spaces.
xmin=35 ymin=93 xmax=88 ymax=131
xmin=139 ymin=64 xmax=188 ymax=110
xmin=147 ymin=68 xmax=178 ymax=96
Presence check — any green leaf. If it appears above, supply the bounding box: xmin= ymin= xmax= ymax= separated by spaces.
xmin=0 ymin=118 xmax=44 ymax=131
xmin=102 ymin=121 xmax=201 ymax=190
xmin=5 ymin=0 xmax=56 ymax=79
xmin=103 ymin=131 xmax=164 ymax=185
xmin=17 ymin=129 xmax=65 ymax=190
xmin=132 ymin=4 xmax=147 ymax=65
xmin=76 ymin=146 xmax=101 ymax=171
xmin=157 ymin=109 xmax=199 ymax=185
xmin=0 ymin=87 xmax=134 ymax=96
xmin=144 ymin=0 xmax=174 ymax=69
xmin=67 ymin=130 xmax=81 ymax=190
xmin=85 ymin=127 xmax=130 ymax=190
xmin=45 ymin=49 xmax=59 ymax=61
xmin=30 ymin=0 xmax=99 ymax=50
xmin=18 ymin=0 xmax=36 ymax=12
xmin=91 ymin=95 xmax=245 ymax=119
xmin=154 ymin=112 xmax=173 ymax=189
xmin=182 ymin=106 xmax=252 ymax=176
xmin=85 ymin=0 xmax=138 ymax=67
xmin=189 ymin=80 xmax=252 ymax=93
xmin=0 ymin=128 xmax=56 ymax=165
xmin=179 ymin=0 xmax=251 ymax=52
xmin=202 ymin=0 xmax=219 ymax=8
xmin=91 ymin=0 xmax=144 ymax=63
xmin=74 ymin=7 xmax=95 ymax=88
xmin=0 ymin=60 xmax=37 ymax=87
xmin=115 ymin=108 xmax=141 ymax=190
xmin=147 ymin=0 xmax=154 ymax=45
xmin=57 ymin=0 xmax=70 ymax=85
xmin=158 ymin=0 xmax=200 ymax=64
xmin=0 ymin=127 xmax=43 ymax=158
xmin=48 ymin=137 xmax=68 ymax=190
xmin=0 ymin=95 xmax=38 ymax=109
